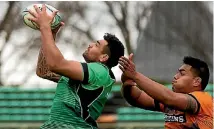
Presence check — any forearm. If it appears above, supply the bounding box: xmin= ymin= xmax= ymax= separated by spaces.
xmin=133 ymin=72 xmax=174 ymax=104
xmin=36 ymin=48 xmax=49 ymax=76
xmin=39 ymin=25 xmax=64 ymax=70
xmin=36 ymin=31 xmax=57 ymax=75
xmin=122 ymin=84 xmax=156 ymax=110
xmin=122 ymin=85 xmax=141 ymax=107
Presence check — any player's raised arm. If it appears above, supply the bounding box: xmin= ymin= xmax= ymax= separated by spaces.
xmin=35 ymin=22 xmax=64 ymax=83
xmin=28 ymin=5 xmax=84 ymax=81
xmin=132 ymin=72 xmax=199 ymax=114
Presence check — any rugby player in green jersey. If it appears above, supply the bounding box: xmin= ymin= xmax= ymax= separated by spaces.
xmin=29 ymin=5 xmax=125 ymax=129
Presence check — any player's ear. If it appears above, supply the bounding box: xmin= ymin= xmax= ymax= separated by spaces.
xmin=99 ymin=54 xmax=109 ymax=63
xmin=193 ymin=77 xmax=202 ymax=87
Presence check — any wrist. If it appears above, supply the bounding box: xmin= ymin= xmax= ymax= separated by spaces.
xmin=39 ymin=24 xmax=51 ymax=31
xmin=52 ymin=33 xmax=57 ymax=40
xmin=132 ymin=72 xmax=139 ymax=81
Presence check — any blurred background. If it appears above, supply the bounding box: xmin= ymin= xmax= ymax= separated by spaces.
xmin=0 ymin=1 xmax=213 ymax=129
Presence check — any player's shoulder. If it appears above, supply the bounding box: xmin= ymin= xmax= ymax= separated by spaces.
xmin=189 ymin=91 xmax=213 ymax=105
xmin=84 ymin=62 xmax=115 ymax=88
xmin=87 ymin=62 xmax=115 ymax=80
xmin=189 ymin=91 xmax=212 ymax=97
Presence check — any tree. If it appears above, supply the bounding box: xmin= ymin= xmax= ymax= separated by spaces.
xmin=0 ymin=1 xmax=21 ymax=86
xmin=104 ymin=1 xmax=152 ymax=54
xmin=0 ymin=2 xmax=49 ymax=86
xmin=0 ymin=1 xmax=153 ymax=86
xmin=54 ymin=1 xmax=153 ymax=54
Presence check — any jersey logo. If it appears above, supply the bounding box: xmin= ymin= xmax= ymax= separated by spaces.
xmin=165 ymin=114 xmax=186 ymax=123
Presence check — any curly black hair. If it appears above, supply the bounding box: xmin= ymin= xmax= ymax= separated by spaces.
xmin=183 ymin=56 xmax=210 ymax=90
xmin=103 ymin=33 xmax=125 ymax=68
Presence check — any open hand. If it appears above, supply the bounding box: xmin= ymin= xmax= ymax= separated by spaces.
xmin=28 ymin=4 xmax=58 ymax=29
xmin=119 ymin=53 xmax=137 ymax=80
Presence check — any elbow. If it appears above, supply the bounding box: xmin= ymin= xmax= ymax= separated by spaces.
xmin=36 ymin=70 xmax=46 ymax=78
xmin=36 ymin=71 xmax=40 ymax=77
xmin=36 ymin=68 xmax=43 ymax=77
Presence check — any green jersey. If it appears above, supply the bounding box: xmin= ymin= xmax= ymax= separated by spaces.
xmin=40 ymin=62 xmax=115 ymax=129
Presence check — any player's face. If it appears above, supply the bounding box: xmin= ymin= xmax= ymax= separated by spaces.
xmin=82 ymin=40 xmax=108 ymax=63
xmin=172 ymin=64 xmax=196 ymax=93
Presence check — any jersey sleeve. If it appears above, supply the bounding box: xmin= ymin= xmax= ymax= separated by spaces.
xmin=81 ymin=62 xmax=115 ymax=90
xmin=188 ymin=91 xmax=213 ymax=129
xmin=187 ymin=93 xmax=201 ymax=114
xmin=188 ymin=91 xmax=213 ymax=114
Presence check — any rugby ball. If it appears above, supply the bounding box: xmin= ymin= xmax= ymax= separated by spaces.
xmin=22 ymin=4 xmax=62 ymax=30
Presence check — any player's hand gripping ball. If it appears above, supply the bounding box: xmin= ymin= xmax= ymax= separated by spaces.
xmin=22 ymin=4 xmax=62 ymax=30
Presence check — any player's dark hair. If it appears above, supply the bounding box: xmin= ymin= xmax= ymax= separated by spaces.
xmin=103 ymin=33 xmax=125 ymax=68
xmin=183 ymin=56 xmax=210 ymax=90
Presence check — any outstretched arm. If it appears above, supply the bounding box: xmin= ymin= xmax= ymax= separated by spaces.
xmin=119 ymin=54 xmax=199 ymax=114
xmin=133 ymin=72 xmax=199 ymax=113
xmin=36 ymin=20 xmax=64 ymax=83
xmin=29 ymin=5 xmax=84 ymax=81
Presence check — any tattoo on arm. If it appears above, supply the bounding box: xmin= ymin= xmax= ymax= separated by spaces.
xmin=37 ymin=49 xmax=48 ymax=75
xmin=36 ymin=48 xmax=61 ymax=82
xmin=43 ymin=72 xmax=61 ymax=83
xmin=184 ymin=95 xmax=198 ymax=114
